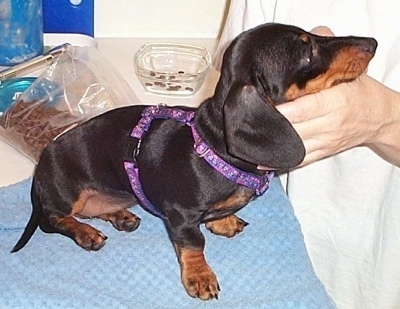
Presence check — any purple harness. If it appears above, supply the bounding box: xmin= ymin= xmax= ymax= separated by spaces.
xmin=124 ymin=105 xmax=274 ymax=219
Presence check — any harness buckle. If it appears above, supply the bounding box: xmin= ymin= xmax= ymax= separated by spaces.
xmin=133 ymin=139 xmax=142 ymax=164
xmin=194 ymin=139 xmax=210 ymax=158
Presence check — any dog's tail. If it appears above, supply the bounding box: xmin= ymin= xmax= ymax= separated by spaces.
xmin=11 ymin=184 xmax=41 ymax=253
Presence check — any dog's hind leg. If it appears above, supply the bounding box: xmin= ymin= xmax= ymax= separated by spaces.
xmin=41 ymin=215 xmax=108 ymax=251
xmin=39 ymin=189 xmax=138 ymax=251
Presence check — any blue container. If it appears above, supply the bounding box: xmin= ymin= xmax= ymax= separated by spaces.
xmin=0 ymin=77 xmax=36 ymax=117
xmin=0 ymin=0 xmax=44 ymax=66
xmin=42 ymin=0 xmax=94 ymax=36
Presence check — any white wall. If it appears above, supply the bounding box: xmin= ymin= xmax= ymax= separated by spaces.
xmin=94 ymin=0 xmax=229 ymax=38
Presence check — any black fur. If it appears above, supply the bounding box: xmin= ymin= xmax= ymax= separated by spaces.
xmin=12 ymin=23 xmax=377 ymax=300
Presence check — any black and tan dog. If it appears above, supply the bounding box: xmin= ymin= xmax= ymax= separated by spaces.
xmin=12 ymin=23 xmax=377 ymax=300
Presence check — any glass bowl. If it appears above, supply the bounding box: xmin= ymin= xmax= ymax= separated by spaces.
xmin=134 ymin=43 xmax=211 ymax=96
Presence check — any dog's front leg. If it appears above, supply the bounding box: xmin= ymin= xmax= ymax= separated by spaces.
xmin=205 ymin=214 xmax=248 ymax=238
xmin=175 ymin=245 xmax=220 ymax=300
xmin=169 ymin=224 xmax=220 ymax=300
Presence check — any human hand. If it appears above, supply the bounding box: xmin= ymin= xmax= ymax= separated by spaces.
xmin=275 ymin=26 xmax=400 ymax=167
xmin=277 ymin=74 xmax=400 ymax=167
xmin=310 ymin=26 xmax=334 ymax=37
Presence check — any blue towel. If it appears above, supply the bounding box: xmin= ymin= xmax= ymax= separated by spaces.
xmin=0 ymin=177 xmax=336 ymax=309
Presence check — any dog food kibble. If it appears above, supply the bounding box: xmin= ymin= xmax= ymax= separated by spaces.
xmin=0 ymin=99 xmax=78 ymax=162
xmin=143 ymin=70 xmax=196 ymax=94
xmin=154 ymin=81 xmax=167 ymax=87
xmin=167 ymin=85 xmax=182 ymax=91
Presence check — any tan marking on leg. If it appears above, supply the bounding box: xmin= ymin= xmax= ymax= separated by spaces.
xmin=70 ymin=190 xmax=93 ymax=215
xmin=205 ymin=214 xmax=248 ymax=238
xmin=96 ymin=209 xmax=141 ymax=232
xmin=175 ymin=244 xmax=220 ymax=300
xmin=212 ymin=188 xmax=253 ymax=211
xmin=54 ymin=216 xmax=107 ymax=251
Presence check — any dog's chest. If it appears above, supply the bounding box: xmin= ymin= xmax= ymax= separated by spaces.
xmin=203 ymin=187 xmax=255 ymax=221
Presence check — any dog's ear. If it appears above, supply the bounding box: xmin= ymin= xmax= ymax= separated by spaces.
xmin=223 ymin=84 xmax=305 ymax=169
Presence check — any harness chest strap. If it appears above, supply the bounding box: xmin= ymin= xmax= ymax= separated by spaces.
xmin=124 ymin=161 xmax=164 ymax=218
xmin=124 ymin=105 xmax=274 ymax=219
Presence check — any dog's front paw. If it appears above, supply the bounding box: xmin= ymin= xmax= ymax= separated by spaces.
xmin=97 ymin=209 xmax=141 ymax=232
xmin=178 ymin=248 xmax=220 ymax=300
xmin=182 ymin=265 xmax=220 ymax=300
xmin=205 ymin=214 xmax=248 ymax=238
xmin=110 ymin=213 xmax=141 ymax=232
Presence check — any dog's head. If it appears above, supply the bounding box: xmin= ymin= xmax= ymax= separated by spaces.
xmin=217 ymin=23 xmax=377 ymax=169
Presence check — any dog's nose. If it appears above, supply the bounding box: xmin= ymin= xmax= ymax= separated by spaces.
xmin=363 ymin=38 xmax=378 ymax=55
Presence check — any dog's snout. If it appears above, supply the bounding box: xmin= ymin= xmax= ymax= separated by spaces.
xmin=357 ymin=38 xmax=378 ymax=55
xmin=361 ymin=38 xmax=378 ymax=55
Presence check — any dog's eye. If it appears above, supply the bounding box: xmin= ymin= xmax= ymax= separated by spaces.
xmin=301 ymin=56 xmax=312 ymax=67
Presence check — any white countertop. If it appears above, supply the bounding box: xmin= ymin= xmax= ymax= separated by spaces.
xmin=0 ymin=37 xmax=220 ymax=187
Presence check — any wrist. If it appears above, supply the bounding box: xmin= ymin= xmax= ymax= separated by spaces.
xmin=367 ymin=87 xmax=400 ymax=166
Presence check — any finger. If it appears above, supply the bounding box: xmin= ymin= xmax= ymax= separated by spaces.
xmin=276 ymin=101 xmax=298 ymax=123
xmin=294 ymin=121 xmax=351 ymax=167
xmin=277 ymin=93 xmax=330 ymax=124
xmin=310 ymin=26 xmax=335 ymax=37
xmin=298 ymin=148 xmax=331 ymax=167
xmin=296 ymin=134 xmax=335 ymax=166
xmin=289 ymin=115 xmax=342 ymax=164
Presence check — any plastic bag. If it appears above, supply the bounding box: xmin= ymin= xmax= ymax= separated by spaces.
xmin=0 ymin=45 xmax=140 ymax=163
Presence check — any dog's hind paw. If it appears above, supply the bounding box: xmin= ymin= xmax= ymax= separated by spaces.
xmin=53 ymin=216 xmax=108 ymax=251
xmin=76 ymin=230 xmax=108 ymax=251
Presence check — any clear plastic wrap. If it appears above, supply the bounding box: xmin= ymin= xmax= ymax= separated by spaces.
xmin=0 ymin=45 xmax=139 ymax=163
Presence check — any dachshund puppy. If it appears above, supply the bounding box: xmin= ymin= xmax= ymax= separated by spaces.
xmin=12 ymin=23 xmax=377 ymax=300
